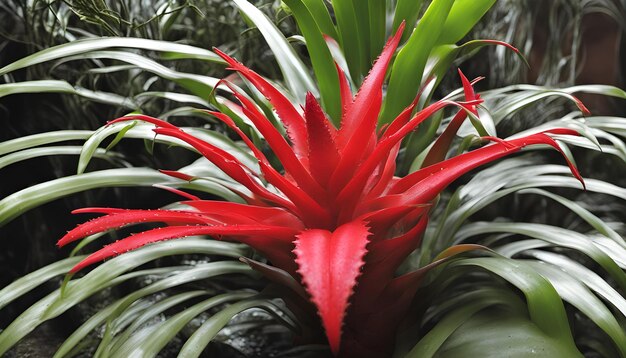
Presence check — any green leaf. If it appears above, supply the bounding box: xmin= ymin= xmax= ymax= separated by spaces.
xmin=104 ymin=122 xmax=137 ymax=151
xmin=407 ymin=288 xmax=524 ymax=357
xmin=178 ymin=298 xmax=298 ymax=358
xmin=367 ymin=0 xmax=387 ymax=59
xmin=429 ymin=160 xmax=626 ymax=253
xmin=563 ymin=85 xmax=626 ymax=100
xmin=401 ymin=111 xmax=444 ymax=174
xmin=436 ymin=308 xmax=582 ymax=357
xmin=78 ymin=122 xmax=153 ymax=175
xmin=0 ymin=146 xmax=123 ymax=171
xmin=457 ymin=223 xmax=626 ymax=292
xmin=352 ymin=0 xmax=371 ymax=75
xmin=490 ymin=90 xmax=590 ymax=122
xmin=525 ymin=261 xmax=626 ymax=356
xmin=382 ymin=0 xmax=455 ymax=122
xmin=0 ymin=37 xmax=224 ymax=77
xmin=423 ymin=40 xmax=527 ymax=103
xmin=0 ymin=168 xmax=240 ymax=227
xmin=0 ymin=268 xmax=164 ymax=357
xmin=103 ymin=291 xmax=209 ymax=356
xmin=58 ymin=261 xmax=254 ymax=358
xmin=0 ymin=80 xmax=136 ymax=108
xmin=283 ymin=0 xmax=342 ymax=122
xmin=437 ymin=0 xmax=497 ymax=45
xmin=109 ymin=292 xmax=255 ymax=357
xmin=526 ymin=251 xmax=626 ymax=320
xmin=54 ymin=51 xmax=220 ymax=99
xmin=0 ymin=130 xmax=93 ymax=156
xmin=134 ymin=91 xmax=211 ymax=108
xmin=0 ymin=256 xmax=84 ymax=311
xmin=451 ymin=257 xmax=578 ymax=345
xmin=518 ymin=188 xmax=625 ymax=245
xmin=232 ymin=0 xmax=317 ymax=103
xmin=300 ymin=0 xmax=338 ymax=39
xmin=0 ymin=237 xmax=245 ymax=356
xmin=331 ymin=0 xmax=363 ymax=82
xmin=392 ymin=0 xmax=424 ymax=41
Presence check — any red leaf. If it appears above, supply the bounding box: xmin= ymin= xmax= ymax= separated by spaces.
xmin=218 ymin=81 xmax=327 ymax=203
xmin=107 ymin=115 xmax=295 ymax=210
xmin=304 ymin=93 xmax=340 ymax=186
xmin=70 ymin=224 xmax=298 ymax=273
xmin=213 ymin=48 xmax=309 ymax=158
xmin=337 ymin=100 xmax=477 ymax=218
xmin=205 ymin=110 xmax=332 ymax=227
xmin=345 ymin=244 xmax=487 ymax=355
xmin=338 ymin=101 xmax=418 ymax=209
xmin=153 ymin=127 xmax=296 ymax=210
xmin=336 ymin=22 xmax=405 ymax=148
xmin=458 ymin=70 xmax=479 ymax=114
xmin=107 ymin=114 xmax=178 ymax=129
xmin=356 ymin=205 xmax=417 ymax=237
xmin=379 ymin=130 xmax=585 ymax=208
xmin=422 ymin=70 xmax=481 ymax=167
xmin=349 ymin=215 xmax=428 ymax=329
xmin=330 ymin=23 xmax=405 ymax=190
xmin=158 ymin=169 xmax=195 ymax=182
xmin=183 ymin=201 xmax=304 ymax=229
xmin=293 ymin=221 xmax=371 ymax=355
xmin=421 ymin=110 xmax=469 ymax=168
xmin=58 ymin=210 xmax=220 ymax=247
xmin=335 ymin=63 xmax=353 ymax=118
xmin=152 ymin=184 xmax=200 ymax=201
xmin=72 ymin=207 xmax=126 ymax=214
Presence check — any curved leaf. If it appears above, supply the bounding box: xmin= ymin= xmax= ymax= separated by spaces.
xmin=232 ymin=0 xmax=316 ymax=103
xmin=178 ymin=298 xmax=298 ymax=358
xmin=0 ymin=37 xmax=223 ymax=76
xmin=108 ymin=292 xmax=254 ymax=357
xmin=283 ymin=0 xmax=341 ymax=122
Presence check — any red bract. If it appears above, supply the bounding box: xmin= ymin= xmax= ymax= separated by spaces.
xmin=59 ymin=24 xmax=584 ymax=356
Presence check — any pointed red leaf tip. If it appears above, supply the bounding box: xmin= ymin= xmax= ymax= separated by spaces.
xmin=159 ymin=169 xmax=195 ymax=182
xmin=58 ymin=209 xmax=218 ymax=247
xmin=152 ymin=184 xmax=200 ymax=201
xmin=572 ymin=95 xmax=591 ymax=116
xmin=71 ymin=207 xmax=126 ymax=215
xmin=293 ymin=221 xmax=371 ymax=355
xmin=335 ymin=62 xmax=353 ymax=117
xmin=458 ymin=69 xmax=479 ymax=114
xmin=107 ymin=114 xmax=178 ymax=129
xmin=479 ymin=39 xmax=522 ymax=55
xmin=330 ymin=21 xmax=406 ymax=190
xmin=212 ymin=47 xmax=309 ymax=158
xmin=337 ymin=21 xmax=405 ymax=145
xmin=380 ymin=130 xmax=586 ymax=209
xmin=304 ymin=92 xmax=339 ymax=186
xmin=70 ymin=224 xmax=299 ymax=273
xmin=421 ymin=70 xmax=482 ymax=167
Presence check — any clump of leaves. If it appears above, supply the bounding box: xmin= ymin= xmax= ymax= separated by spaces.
xmin=58 ymin=25 xmax=585 ymax=356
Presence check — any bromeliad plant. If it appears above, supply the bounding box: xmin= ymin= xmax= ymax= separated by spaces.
xmin=2 ymin=1 xmax=626 ymax=357
xmin=55 ymin=25 xmax=585 ymax=356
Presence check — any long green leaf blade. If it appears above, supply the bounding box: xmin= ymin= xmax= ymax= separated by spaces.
xmin=0 ymin=37 xmax=223 ymax=77
xmin=232 ymin=0 xmax=317 ymax=103
xmin=331 ymin=0 xmax=364 ymax=82
xmin=437 ymin=0 xmax=497 ymax=44
xmin=382 ymin=0 xmax=455 ymax=122
xmin=283 ymin=0 xmax=342 ymax=122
